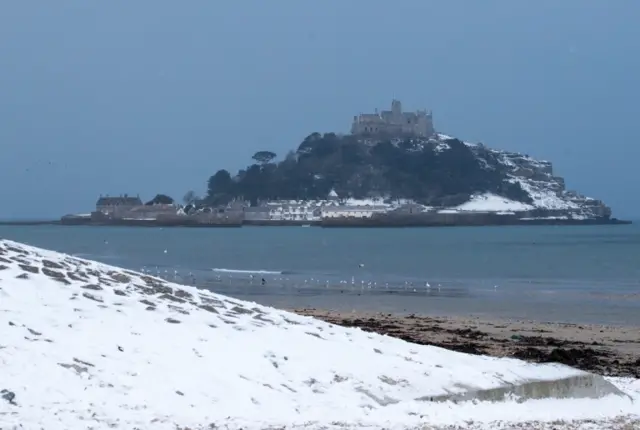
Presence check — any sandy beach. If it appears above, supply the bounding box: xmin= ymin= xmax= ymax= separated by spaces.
xmin=293 ymin=308 xmax=640 ymax=378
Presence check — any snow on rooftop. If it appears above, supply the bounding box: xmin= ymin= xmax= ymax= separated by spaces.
xmin=456 ymin=193 xmax=534 ymax=212
xmin=343 ymin=197 xmax=390 ymax=207
xmin=0 ymin=240 xmax=638 ymax=429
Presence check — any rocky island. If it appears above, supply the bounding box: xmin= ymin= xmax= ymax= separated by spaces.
xmin=200 ymin=100 xmax=626 ymax=227
xmin=48 ymin=99 xmax=627 ymax=228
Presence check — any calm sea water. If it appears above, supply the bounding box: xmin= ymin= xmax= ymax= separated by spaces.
xmin=1 ymin=224 xmax=639 ymax=325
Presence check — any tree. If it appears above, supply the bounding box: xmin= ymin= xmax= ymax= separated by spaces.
xmin=283 ymin=150 xmax=298 ymax=165
xmin=145 ymin=194 xmax=174 ymax=205
xmin=196 ymin=133 xmax=533 ymax=207
xmin=182 ymin=190 xmax=198 ymax=205
xmin=252 ymin=150 xmax=277 ymax=165
xmin=207 ymin=169 xmax=233 ymax=197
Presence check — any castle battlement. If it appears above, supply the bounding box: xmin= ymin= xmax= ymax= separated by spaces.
xmin=351 ymin=99 xmax=435 ymax=138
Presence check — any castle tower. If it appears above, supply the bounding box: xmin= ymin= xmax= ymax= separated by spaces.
xmin=351 ymin=115 xmax=358 ymax=134
xmin=416 ymin=110 xmax=435 ymax=137
xmin=391 ymin=99 xmax=402 ymax=119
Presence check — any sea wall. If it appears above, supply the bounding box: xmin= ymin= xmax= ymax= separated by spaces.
xmin=244 ymin=219 xmax=321 ymax=226
xmin=46 ymin=208 xmax=630 ymax=228
xmin=68 ymin=211 xmax=244 ymax=227
xmin=321 ymin=212 xmax=516 ymax=227
xmin=320 ymin=211 xmax=627 ymax=227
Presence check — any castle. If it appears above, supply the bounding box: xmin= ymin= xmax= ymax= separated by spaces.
xmin=351 ymin=99 xmax=435 ymax=138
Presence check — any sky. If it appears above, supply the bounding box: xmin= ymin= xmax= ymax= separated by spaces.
xmin=1 ymin=1 xmax=639 ymax=219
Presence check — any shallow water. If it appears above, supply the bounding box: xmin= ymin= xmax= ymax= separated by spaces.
xmin=1 ymin=224 xmax=639 ymax=325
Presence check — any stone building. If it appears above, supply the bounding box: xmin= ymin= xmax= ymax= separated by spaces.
xmin=351 ymin=99 xmax=435 ymax=137
xmin=120 ymin=204 xmax=178 ymax=220
xmin=95 ymin=195 xmax=143 ymax=217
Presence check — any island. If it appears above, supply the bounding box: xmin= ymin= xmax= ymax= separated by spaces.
xmin=49 ymin=99 xmax=628 ymax=228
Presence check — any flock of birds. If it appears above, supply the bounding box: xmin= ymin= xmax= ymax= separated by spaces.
xmin=140 ymin=267 xmax=449 ymax=294
xmin=136 ymin=263 xmax=497 ymax=296
xmin=103 ymin=241 xmax=498 ymax=295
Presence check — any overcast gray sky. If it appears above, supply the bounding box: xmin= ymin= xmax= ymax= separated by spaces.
xmin=1 ymin=0 xmax=638 ymax=219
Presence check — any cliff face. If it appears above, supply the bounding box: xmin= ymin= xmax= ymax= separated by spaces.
xmin=352 ymin=133 xmax=612 ymax=219
xmin=458 ymin=137 xmax=611 ymax=219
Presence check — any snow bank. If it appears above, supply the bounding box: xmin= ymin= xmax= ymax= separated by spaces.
xmin=456 ymin=193 xmax=534 ymax=212
xmin=0 ymin=240 xmax=638 ymax=429
xmin=508 ymin=177 xmax=580 ymax=210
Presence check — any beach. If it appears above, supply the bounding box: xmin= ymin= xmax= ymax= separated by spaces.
xmin=293 ymin=308 xmax=640 ymax=378
xmin=2 ymin=237 xmax=640 ymax=429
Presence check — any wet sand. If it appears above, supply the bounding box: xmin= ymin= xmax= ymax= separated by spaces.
xmin=293 ymin=308 xmax=640 ymax=378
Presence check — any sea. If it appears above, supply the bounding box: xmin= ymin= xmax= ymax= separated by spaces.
xmin=1 ymin=224 xmax=639 ymax=326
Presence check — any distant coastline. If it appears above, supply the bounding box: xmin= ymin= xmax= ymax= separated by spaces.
xmin=4 ymin=100 xmax=628 ymax=228
xmin=0 ymin=216 xmax=631 ymax=228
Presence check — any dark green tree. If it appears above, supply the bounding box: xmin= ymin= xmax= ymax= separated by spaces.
xmin=199 ymin=133 xmax=532 ymax=207
xmin=145 ymin=194 xmax=174 ymax=205
xmin=182 ymin=190 xmax=198 ymax=205
xmin=207 ymin=169 xmax=233 ymax=196
xmin=252 ymin=151 xmax=277 ymax=165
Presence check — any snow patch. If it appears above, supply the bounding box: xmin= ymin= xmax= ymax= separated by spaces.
xmin=456 ymin=193 xmax=534 ymax=212
xmin=0 ymin=240 xmax=637 ymax=429
xmin=434 ymin=142 xmax=450 ymax=153
xmin=508 ymin=177 xmax=580 ymax=211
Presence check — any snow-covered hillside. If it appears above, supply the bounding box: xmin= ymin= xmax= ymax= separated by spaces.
xmin=1 ymin=239 xmax=638 ymax=429
xmin=434 ymin=133 xmax=612 ymax=218
xmin=348 ymin=133 xmax=612 ymax=218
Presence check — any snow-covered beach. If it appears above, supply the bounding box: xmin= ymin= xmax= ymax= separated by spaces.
xmin=293 ymin=309 xmax=640 ymax=379
xmin=0 ymin=239 xmax=639 ymax=429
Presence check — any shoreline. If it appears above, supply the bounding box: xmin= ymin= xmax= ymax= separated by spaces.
xmin=320 ymin=216 xmax=632 ymax=227
xmin=0 ymin=217 xmax=632 ymax=227
xmin=292 ymin=308 xmax=640 ymax=378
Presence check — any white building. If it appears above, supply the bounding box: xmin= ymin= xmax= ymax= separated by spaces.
xmin=321 ymin=205 xmax=388 ymax=219
xmin=244 ymin=201 xmax=323 ymax=222
xmin=266 ymin=202 xmax=321 ymax=221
